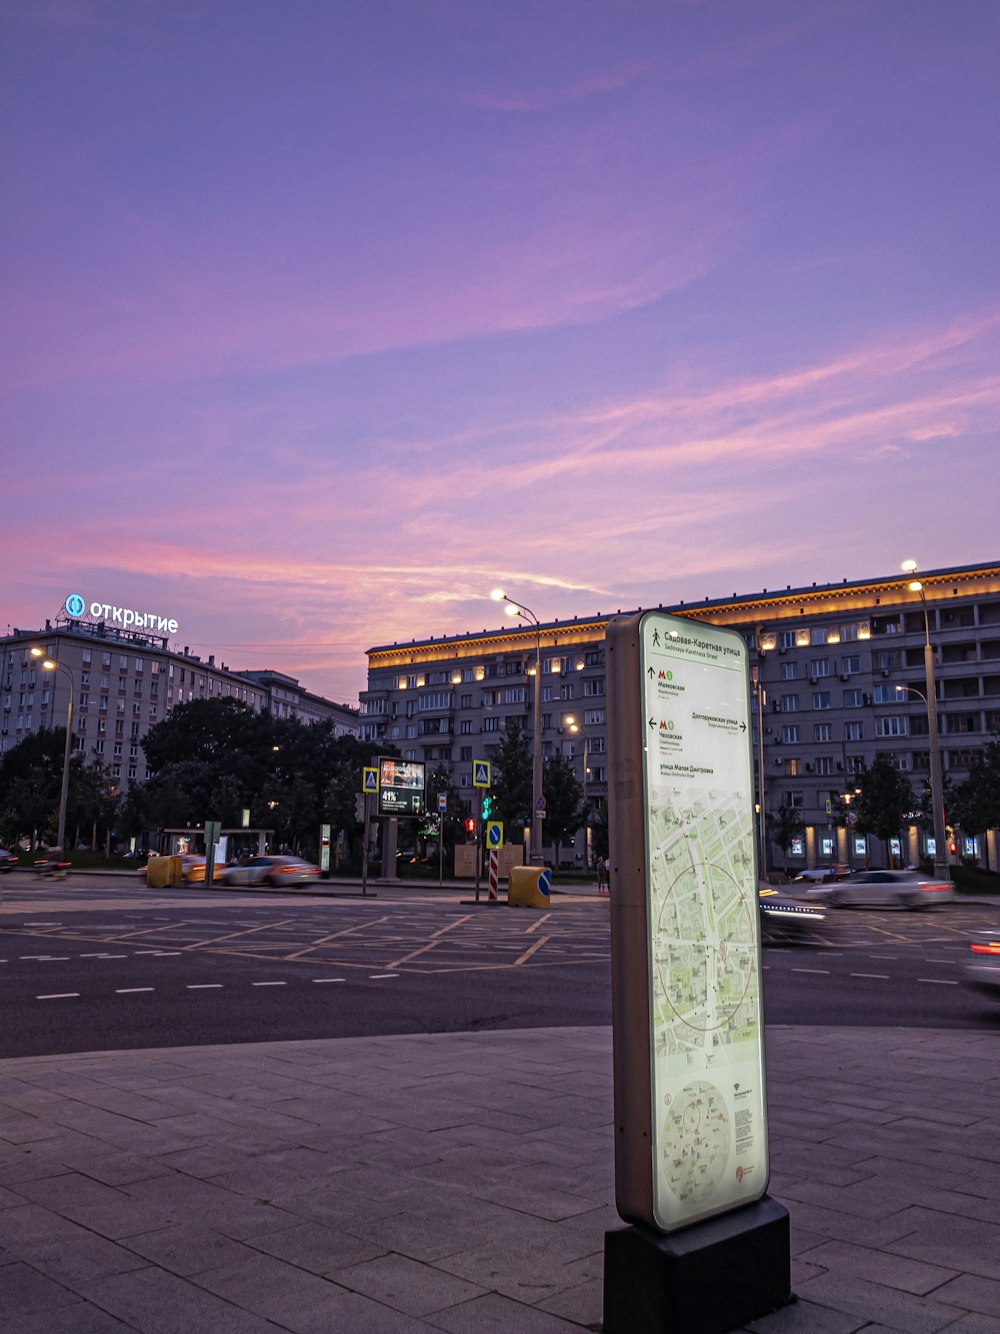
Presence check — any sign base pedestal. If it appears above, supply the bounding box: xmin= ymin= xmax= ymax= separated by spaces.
xmin=603 ymin=1197 xmax=791 ymax=1334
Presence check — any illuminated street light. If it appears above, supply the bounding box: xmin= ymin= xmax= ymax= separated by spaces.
xmin=31 ymin=647 xmax=74 ymax=855
xmin=491 ymin=588 xmax=544 ymax=865
xmin=900 ymin=561 xmax=949 ymax=878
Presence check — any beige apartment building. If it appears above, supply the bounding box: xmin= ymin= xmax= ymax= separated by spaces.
xmin=1 ymin=609 xmax=358 ymax=793
xmin=361 ymin=561 xmax=1000 ymax=872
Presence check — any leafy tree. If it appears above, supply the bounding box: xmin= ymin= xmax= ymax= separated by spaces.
xmin=949 ymin=738 xmax=1000 ymax=863
xmin=492 ymin=720 xmax=532 ymax=841
xmin=771 ymin=796 xmax=805 ymax=864
xmin=0 ymin=728 xmax=65 ymax=849
xmin=543 ymin=752 xmax=583 ymax=869
xmin=854 ymin=755 xmax=914 ymax=865
xmin=425 ymin=763 xmax=465 ymax=871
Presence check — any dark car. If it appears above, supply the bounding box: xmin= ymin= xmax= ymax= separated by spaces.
xmin=758 ymin=885 xmax=827 ymax=940
xmin=0 ymin=849 xmax=19 ymax=872
xmin=965 ymin=932 xmax=1000 ymax=998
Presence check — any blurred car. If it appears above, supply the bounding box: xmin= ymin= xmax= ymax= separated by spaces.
xmin=792 ymin=865 xmax=848 ymax=884
xmin=218 ymin=855 xmax=320 ymax=888
xmin=805 ymin=869 xmax=954 ymax=909
xmin=0 ymin=849 xmax=19 ymax=872
xmin=965 ymin=932 xmax=1000 ymax=997
xmin=759 ymin=885 xmax=827 ymax=939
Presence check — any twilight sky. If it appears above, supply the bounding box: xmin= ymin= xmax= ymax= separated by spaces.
xmin=3 ymin=0 xmax=998 ymax=705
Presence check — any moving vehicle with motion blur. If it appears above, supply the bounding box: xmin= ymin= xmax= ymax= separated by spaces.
xmin=965 ymin=932 xmax=1000 ymax=998
xmin=218 ymin=855 xmax=321 ymax=888
xmin=805 ymin=869 xmax=954 ymax=910
xmin=758 ymin=885 xmax=827 ymax=941
xmin=0 ymin=849 xmax=19 ymax=873
xmin=792 ymin=865 xmax=848 ymax=884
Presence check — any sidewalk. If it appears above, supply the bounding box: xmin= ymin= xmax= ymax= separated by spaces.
xmin=2 ymin=1025 xmax=999 ymax=1333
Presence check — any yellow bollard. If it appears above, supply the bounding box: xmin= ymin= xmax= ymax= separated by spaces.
xmin=508 ymin=865 xmax=552 ymax=908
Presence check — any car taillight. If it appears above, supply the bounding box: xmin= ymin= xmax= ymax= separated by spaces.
xmin=970 ymin=941 xmax=1000 ymax=956
xmin=918 ymin=882 xmax=951 ymax=892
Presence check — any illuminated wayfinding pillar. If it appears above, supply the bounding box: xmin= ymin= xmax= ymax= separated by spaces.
xmin=603 ymin=612 xmax=790 ymax=1334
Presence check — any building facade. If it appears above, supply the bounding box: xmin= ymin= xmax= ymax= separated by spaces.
xmin=1 ymin=614 xmax=358 ymax=793
xmin=361 ymin=561 xmax=1000 ymax=871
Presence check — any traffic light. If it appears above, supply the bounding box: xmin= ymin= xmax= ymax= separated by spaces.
xmin=464 ymin=817 xmax=476 ymax=836
xmin=482 ymin=795 xmax=493 ymax=820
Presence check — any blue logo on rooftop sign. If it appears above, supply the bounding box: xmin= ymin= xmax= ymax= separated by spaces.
xmin=64 ymin=593 xmax=86 ymax=619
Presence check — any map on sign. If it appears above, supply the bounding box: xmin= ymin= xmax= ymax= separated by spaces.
xmin=640 ymin=611 xmax=767 ymax=1232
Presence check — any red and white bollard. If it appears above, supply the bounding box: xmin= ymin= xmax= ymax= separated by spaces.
xmin=488 ymin=849 xmax=499 ymax=901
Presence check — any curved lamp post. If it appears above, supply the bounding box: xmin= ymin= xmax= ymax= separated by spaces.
xmin=900 ymin=561 xmax=949 ymax=878
xmin=491 ymin=588 xmax=544 ymax=865
xmin=31 ymin=648 xmax=74 ymax=854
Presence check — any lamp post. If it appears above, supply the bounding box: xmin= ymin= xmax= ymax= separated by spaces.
xmin=491 ymin=588 xmax=544 ymax=866
xmin=31 ymin=648 xmax=74 ymax=855
xmin=562 ymin=713 xmax=591 ymax=868
xmin=752 ymin=629 xmax=774 ymax=876
xmin=900 ymin=561 xmax=949 ymax=879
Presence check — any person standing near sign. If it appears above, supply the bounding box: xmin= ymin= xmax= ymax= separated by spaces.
xmin=596 ymin=855 xmax=607 ymax=893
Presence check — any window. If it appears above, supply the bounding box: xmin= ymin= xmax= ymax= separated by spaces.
xmin=780 ymin=694 xmax=800 ymax=712
xmin=460 ymin=746 xmax=472 ymax=761
xmin=843 ymin=689 xmax=864 ymax=707
xmin=784 ymin=758 xmax=802 ymax=776
xmin=781 ymin=725 xmax=800 ymax=744
xmin=777 ymin=631 xmax=795 ymax=649
xmin=812 ymin=692 xmax=832 ymax=710
xmin=405 ymin=724 xmax=417 ymax=739
xmin=781 ymin=662 xmax=798 ymax=680
xmin=844 ymin=721 xmax=864 ymax=741
xmin=584 ymin=709 xmax=605 ymax=726
xmin=461 ymin=694 xmax=472 ymax=708
xmin=841 ymin=655 xmax=860 ymax=675
xmin=815 ymin=757 xmax=834 ymax=776
xmin=873 ymin=684 xmax=899 ymax=704
xmin=846 ymin=754 xmax=864 ymax=774
xmin=788 ymin=790 xmax=804 ymax=808
xmin=878 ymin=651 xmax=898 ymax=670
xmin=810 ymin=659 xmax=830 ymax=678
xmin=814 ymin=723 xmax=832 ymax=742
xmin=483 ymin=716 xmax=501 ymax=731
xmin=459 ymin=719 xmax=473 ymax=734
xmin=876 ymin=716 xmax=908 ymax=737
xmin=583 ymin=678 xmax=604 ymax=696
xmin=559 ymin=684 xmax=574 ymax=700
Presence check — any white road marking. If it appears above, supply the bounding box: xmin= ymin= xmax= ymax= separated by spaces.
xmin=37 ymin=993 xmax=79 ymax=999
xmin=369 ymin=973 xmax=399 ymax=979
xmin=187 ymin=984 xmax=222 ymax=990
xmin=851 ymin=973 xmax=890 ymax=980
xmin=791 ymin=968 xmax=830 ymax=975
xmin=312 ymin=977 xmax=346 ymax=983
xmin=115 ymin=988 xmax=155 ymax=994
xmin=251 ymin=981 xmax=287 ymax=987
xmin=918 ymin=978 xmax=958 ymax=985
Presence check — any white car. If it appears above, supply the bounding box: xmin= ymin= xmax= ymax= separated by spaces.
xmin=792 ymin=865 xmax=847 ymax=884
xmin=218 ymin=855 xmax=320 ymax=888
xmin=805 ymin=869 xmax=954 ymax=910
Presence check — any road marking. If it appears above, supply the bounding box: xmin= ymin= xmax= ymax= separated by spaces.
xmin=868 ymin=955 xmax=897 ymax=960
xmin=251 ymin=981 xmax=287 ymax=987
xmin=37 ymin=993 xmax=79 ymax=999
xmin=187 ymin=984 xmax=222 ymax=990
xmin=923 ymin=958 xmax=955 ymax=965
xmin=791 ymin=968 xmax=830 ymax=975
xmin=918 ymin=978 xmax=958 ymax=985
xmin=850 ymin=973 xmax=890 ymax=979
xmin=369 ymin=973 xmax=399 ymax=979
xmin=513 ymin=936 xmax=549 ymax=966
xmin=312 ymin=978 xmax=346 ymax=983
xmin=115 ymin=988 xmax=155 ymax=994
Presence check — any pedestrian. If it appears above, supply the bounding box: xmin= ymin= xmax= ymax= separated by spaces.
xmin=596 ymin=855 xmax=607 ymax=894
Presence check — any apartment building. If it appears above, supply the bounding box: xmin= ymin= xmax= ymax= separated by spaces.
xmin=361 ymin=561 xmax=1000 ymax=870
xmin=1 ymin=606 xmax=358 ymax=793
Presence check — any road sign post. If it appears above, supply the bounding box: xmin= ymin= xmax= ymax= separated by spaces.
xmin=361 ymin=767 xmax=379 ymax=898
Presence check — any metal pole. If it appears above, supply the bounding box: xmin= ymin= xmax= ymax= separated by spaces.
xmin=56 ymin=669 xmax=74 ymax=854
xmin=361 ymin=793 xmax=370 ymax=897
xmin=531 ymin=627 xmax=543 ymax=865
xmin=922 ymin=619 xmax=949 ymax=879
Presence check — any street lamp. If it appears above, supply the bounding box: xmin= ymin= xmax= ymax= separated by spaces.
xmin=30 ymin=647 xmax=74 ymax=855
xmin=752 ymin=629 xmax=772 ymax=875
xmin=562 ymin=713 xmax=591 ymax=868
xmin=900 ymin=561 xmax=949 ymax=879
xmin=491 ymin=588 xmax=544 ymax=865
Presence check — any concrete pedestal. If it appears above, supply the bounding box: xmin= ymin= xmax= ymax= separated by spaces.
xmin=604 ymin=1197 xmax=791 ymax=1334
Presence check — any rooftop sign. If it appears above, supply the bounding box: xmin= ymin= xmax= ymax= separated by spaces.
xmin=64 ymin=593 xmax=178 ymax=635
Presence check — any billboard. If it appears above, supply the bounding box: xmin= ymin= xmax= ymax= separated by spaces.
xmin=378 ymin=757 xmax=425 ymax=817
xmin=606 ymin=610 xmax=768 ymax=1233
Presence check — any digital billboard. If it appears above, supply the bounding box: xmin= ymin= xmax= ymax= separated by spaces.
xmin=378 ymin=757 xmax=425 ymax=817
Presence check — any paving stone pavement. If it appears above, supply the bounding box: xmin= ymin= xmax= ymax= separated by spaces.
xmin=1 ymin=1024 xmax=998 ymax=1333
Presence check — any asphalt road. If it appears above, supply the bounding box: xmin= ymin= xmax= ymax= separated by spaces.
xmin=1 ymin=875 xmax=998 ymax=1058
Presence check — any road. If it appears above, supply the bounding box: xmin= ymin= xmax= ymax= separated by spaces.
xmin=0 ymin=874 xmax=997 ymax=1058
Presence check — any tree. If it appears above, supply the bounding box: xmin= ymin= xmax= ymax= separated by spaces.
xmin=949 ymin=738 xmax=1000 ymax=865
xmin=854 ymin=755 xmax=914 ymax=866
xmin=492 ymin=721 xmax=532 ymax=841
xmin=543 ymin=753 xmax=583 ymax=870
xmin=0 ymin=728 xmax=72 ymax=849
xmin=425 ymin=763 xmax=466 ymax=872
xmin=771 ymin=796 xmax=805 ymax=865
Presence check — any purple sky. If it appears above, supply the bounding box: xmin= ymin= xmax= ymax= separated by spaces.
xmin=3 ymin=1 xmax=998 ymax=704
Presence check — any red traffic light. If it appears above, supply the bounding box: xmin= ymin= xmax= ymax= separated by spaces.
xmin=464 ymin=817 xmax=476 ymax=835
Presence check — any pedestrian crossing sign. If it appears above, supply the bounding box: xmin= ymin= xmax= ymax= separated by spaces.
xmin=363 ymin=767 xmax=379 ymax=793
xmin=473 ymin=760 xmax=491 ymax=788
